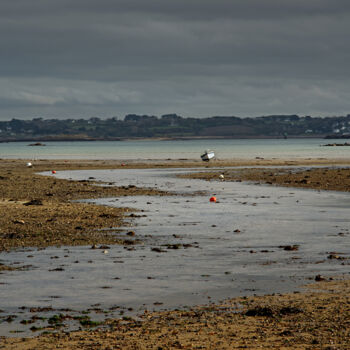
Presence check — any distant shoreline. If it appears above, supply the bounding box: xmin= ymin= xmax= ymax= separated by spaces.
xmin=0 ymin=134 xmax=337 ymax=143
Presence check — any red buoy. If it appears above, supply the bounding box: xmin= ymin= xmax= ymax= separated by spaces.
xmin=52 ymin=170 xmax=56 ymax=174
xmin=209 ymin=196 xmax=217 ymax=202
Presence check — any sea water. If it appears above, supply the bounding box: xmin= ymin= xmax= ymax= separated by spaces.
xmin=0 ymin=138 xmax=349 ymax=160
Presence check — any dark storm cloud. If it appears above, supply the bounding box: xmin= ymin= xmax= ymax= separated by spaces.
xmin=2 ymin=0 xmax=350 ymax=19
xmin=0 ymin=0 xmax=350 ymax=119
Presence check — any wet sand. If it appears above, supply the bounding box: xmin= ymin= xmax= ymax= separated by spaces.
xmin=3 ymin=278 xmax=350 ymax=349
xmin=0 ymin=160 xmax=169 ymax=251
xmin=1 ymin=158 xmax=350 ymax=348
xmin=182 ymin=166 xmax=350 ymax=192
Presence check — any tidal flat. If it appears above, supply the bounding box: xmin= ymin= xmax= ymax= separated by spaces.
xmin=1 ymin=158 xmax=350 ymax=348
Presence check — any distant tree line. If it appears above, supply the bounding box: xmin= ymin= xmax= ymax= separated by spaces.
xmin=1 ymin=113 xmax=350 ymax=141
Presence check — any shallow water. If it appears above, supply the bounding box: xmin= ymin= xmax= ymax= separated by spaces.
xmin=1 ymin=167 xmax=350 ymax=336
xmin=1 ymin=138 xmax=350 ymax=160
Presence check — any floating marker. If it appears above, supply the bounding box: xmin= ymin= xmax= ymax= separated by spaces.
xmin=26 ymin=162 xmax=32 ymax=168
xmin=210 ymin=196 xmax=217 ymax=202
xmin=52 ymin=170 xmax=56 ymax=174
xmin=219 ymin=174 xmax=224 ymax=179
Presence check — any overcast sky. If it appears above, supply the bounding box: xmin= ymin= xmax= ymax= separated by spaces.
xmin=0 ymin=0 xmax=350 ymax=120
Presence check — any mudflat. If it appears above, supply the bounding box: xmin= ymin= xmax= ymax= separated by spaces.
xmin=1 ymin=158 xmax=350 ymax=349
xmin=2 ymin=158 xmax=349 ymax=251
xmin=182 ymin=165 xmax=350 ymax=192
xmin=2 ymin=278 xmax=350 ymax=349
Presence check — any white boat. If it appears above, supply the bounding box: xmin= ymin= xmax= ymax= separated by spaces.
xmin=201 ymin=149 xmax=215 ymax=161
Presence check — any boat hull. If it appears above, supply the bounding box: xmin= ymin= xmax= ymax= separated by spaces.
xmin=201 ymin=151 xmax=215 ymax=161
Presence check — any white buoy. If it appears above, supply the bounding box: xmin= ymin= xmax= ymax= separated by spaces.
xmin=219 ymin=174 xmax=224 ymax=180
xmin=26 ymin=162 xmax=33 ymax=168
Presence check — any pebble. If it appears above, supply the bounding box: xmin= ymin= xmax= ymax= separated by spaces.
xmin=315 ymin=274 xmax=326 ymax=282
xmin=13 ymin=219 xmax=25 ymax=224
xmin=151 ymin=247 xmax=166 ymax=253
xmin=280 ymin=245 xmax=299 ymax=251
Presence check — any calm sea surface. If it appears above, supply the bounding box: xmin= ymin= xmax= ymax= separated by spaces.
xmin=0 ymin=138 xmax=349 ymax=160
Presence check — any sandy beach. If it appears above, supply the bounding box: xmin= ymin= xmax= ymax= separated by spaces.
xmin=1 ymin=158 xmax=350 ymax=349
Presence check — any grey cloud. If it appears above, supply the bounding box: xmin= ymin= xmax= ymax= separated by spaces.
xmin=2 ymin=0 xmax=350 ymax=20
xmin=0 ymin=0 xmax=349 ymax=119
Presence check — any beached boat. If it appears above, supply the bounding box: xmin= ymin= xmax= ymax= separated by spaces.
xmin=201 ymin=149 xmax=215 ymax=161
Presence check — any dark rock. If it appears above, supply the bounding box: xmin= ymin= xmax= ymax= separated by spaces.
xmin=123 ymin=240 xmax=136 ymax=245
xmin=280 ymin=245 xmax=299 ymax=251
xmin=315 ymin=274 xmax=326 ymax=282
xmin=279 ymin=330 xmax=293 ymax=336
xmin=6 ymin=232 xmax=24 ymax=239
xmin=166 ymin=244 xmax=182 ymax=250
xmin=279 ymin=306 xmax=302 ymax=315
xmin=327 ymin=253 xmax=345 ymax=260
xmin=245 ymin=307 xmax=274 ymax=317
xmin=245 ymin=305 xmax=302 ymax=317
xmin=128 ymin=213 xmax=144 ymax=218
xmin=151 ymin=247 xmax=167 ymax=253
xmin=28 ymin=142 xmax=45 ymax=146
xmin=183 ymin=243 xmax=194 ymax=248
xmin=98 ymin=213 xmax=116 ymax=218
xmin=23 ymin=199 xmax=43 ymax=206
